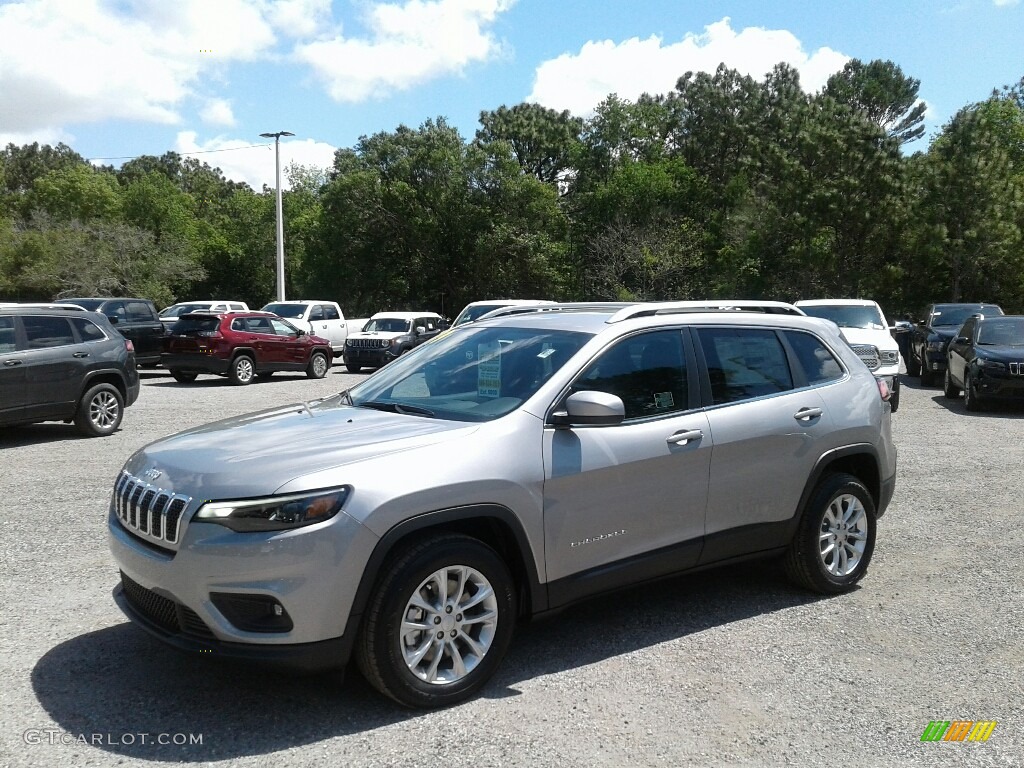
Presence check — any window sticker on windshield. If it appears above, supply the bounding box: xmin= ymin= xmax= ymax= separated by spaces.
xmin=654 ymin=392 xmax=674 ymax=409
xmin=478 ymin=341 xmax=501 ymax=397
xmin=537 ymin=348 xmax=555 ymax=359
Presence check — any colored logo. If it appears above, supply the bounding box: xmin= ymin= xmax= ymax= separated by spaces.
xmin=920 ymin=720 xmax=997 ymax=742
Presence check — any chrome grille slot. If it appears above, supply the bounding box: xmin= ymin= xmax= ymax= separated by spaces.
xmin=850 ymin=344 xmax=881 ymax=371
xmin=349 ymin=338 xmax=389 ymax=349
xmin=113 ymin=471 xmax=192 ymax=549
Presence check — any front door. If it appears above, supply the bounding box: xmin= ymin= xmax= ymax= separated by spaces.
xmin=18 ymin=315 xmax=80 ymax=419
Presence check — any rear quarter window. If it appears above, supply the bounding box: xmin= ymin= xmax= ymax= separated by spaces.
xmin=70 ymin=317 xmax=108 ymax=342
xmin=784 ymin=331 xmax=843 ymax=385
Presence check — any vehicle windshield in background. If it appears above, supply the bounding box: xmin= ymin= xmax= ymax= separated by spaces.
xmin=364 ymin=317 xmax=412 ymax=333
xmin=931 ymin=305 xmax=1004 ymax=327
xmin=977 ymin=318 xmax=1024 ymax=345
xmin=172 ymin=316 xmax=220 ymax=334
xmin=800 ymin=305 xmax=885 ymax=329
xmin=324 ymin=325 xmax=592 ymax=423
xmin=161 ymin=303 xmax=212 ymax=318
xmin=453 ymin=304 xmax=506 ymax=327
xmin=262 ymin=303 xmax=306 ymax=319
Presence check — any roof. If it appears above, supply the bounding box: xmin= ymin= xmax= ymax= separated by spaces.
xmin=795 ymin=299 xmax=880 ymax=308
xmin=462 ymin=299 xmax=556 ymax=308
xmin=369 ymin=311 xmax=442 ymax=320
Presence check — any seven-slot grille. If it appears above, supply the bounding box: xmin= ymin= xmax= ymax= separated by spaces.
xmin=347 ymin=337 xmax=390 ymax=349
xmin=849 ymin=344 xmax=881 ymax=371
xmin=114 ymin=471 xmax=191 ymax=547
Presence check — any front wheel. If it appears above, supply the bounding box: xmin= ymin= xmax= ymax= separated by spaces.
xmin=229 ymin=355 xmax=255 ymax=385
xmin=356 ymin=534 xmax=516 ymax=708
xmin=74 ymin=383 xmax=124 ymax=437
xmin=906 ymin=351 xmax=921 ymax=377
xmin=345 ymin=363 xmax=362 ymax=373
xmin=943 ymin=369 xmax=961 ymax=398
xmin=920 ymin=364 xmax=935 ymax=386
xmin=964 ymin=376 xmax=985 ymax=412
xmin=306 ymin=351 xmax=329 ymax=379
xmin=783 ymin=473 xmax=876 ymax=594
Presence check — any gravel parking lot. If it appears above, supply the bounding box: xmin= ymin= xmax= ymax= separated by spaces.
xmin=1 ymin=367 xmax=1021 ymax=767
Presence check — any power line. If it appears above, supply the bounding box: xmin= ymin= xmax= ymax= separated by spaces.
xmin=89 ymin=142 xmax=273 ymax=161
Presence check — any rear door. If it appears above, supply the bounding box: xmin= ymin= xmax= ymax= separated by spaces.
xmin=18 ymin=315 xmax=81 ymax=420
xmin=0 ymin=315 xmax=27 ymax=422
xmin=125 ymin=301 xmax=163 ymax=361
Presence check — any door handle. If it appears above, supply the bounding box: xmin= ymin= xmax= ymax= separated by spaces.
xmin=794 ymin=407 xmax=823 ymax=421
xmin=72 ymin=352 xmax=89 ymax=358
xmin=3 ymin=359 xmax=22 ymax=367
xmin=666 ymin=429 xmax=703 ymax=445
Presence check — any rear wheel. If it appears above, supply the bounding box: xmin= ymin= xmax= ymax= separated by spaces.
xmin=783 ymin=473 xmax=876 ymax=594
xmin=170 ymin=370 xmax=197 ymax=383
xmin=943 ymin=369 xmax=961 ymax=398
xmin=356 ymin=534 xmax=516 ymax=708
xmin=306 ymin=351 xmax=329 ymax=379
xmin=229 ymin=355 xmax=255 ymax=385
xmin=74 ymin=383 xmax=123 ymax=437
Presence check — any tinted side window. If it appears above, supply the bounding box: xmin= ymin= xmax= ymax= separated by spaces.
xmin=104 ymin=301 xmax=127 ymax=321
xmin=784 ymin=331 xmax=843 ymax=385
xmin=24 ymin=316 xmax=76 ymax=349
xmin=246 ymin=317 xmax=273 ymax=333
xmin=270 ymin=319 xmax=298 ymax=336
xmin=70 ymin=317 xmax=107 ymax=342
xmin=321 ymin=304 xmax=340 ymax=321
xmin=231 ymin=318 xmax=247 ymax=332
xmin=308 ymin=305 xmax=324 ymax=321
xmin=127 ymin=301 xmax=155 ymax=322
xmin=0 ymin=316 xmax=15 ymax=353
xmin=576 ymin=330 xmax=688 ymax=419
xmin=697 ymin=328 xmax=794 ymax=404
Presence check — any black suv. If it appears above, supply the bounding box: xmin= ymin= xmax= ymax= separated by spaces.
xmin=944 ymin=314 xmax=1024 ymax=411
xmin=909 ymin=303 xmax=1004 ymax=385
xmin=0 ymin=306 xmax=140 ymax=436
xmin=55 ymin=298 xmax=164 ymax=365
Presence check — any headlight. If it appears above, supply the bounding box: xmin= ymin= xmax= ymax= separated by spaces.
xmin=879 ymin=350 xmax=899 ymax=364
xmin=390 ymin=337 xmax=406 ymax=347
xmin=194 ymin=487 xmax=349 ymax=532
xmin=926 ymin=340 xmax=944 ymax=352
xmin=976 ymin=357 xmax=1006 ymax=370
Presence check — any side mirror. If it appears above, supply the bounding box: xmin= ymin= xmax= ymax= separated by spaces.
xmin=296 ymin=328 xmax=305 ymax=336
xmin=550 ymin=390 xmax=625 ymax=427
xmin=955 ymin=335 xmax=969 ymax=344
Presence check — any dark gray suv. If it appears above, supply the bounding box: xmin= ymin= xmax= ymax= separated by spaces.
xmin=1 ymin=306 xmax=140 ymax=436
xmin=108 ymin=301 xmax=896 ymax=707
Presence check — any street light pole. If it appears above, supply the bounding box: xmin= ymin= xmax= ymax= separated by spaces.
xmin=260 ymin=130 xmax=294 ymax=301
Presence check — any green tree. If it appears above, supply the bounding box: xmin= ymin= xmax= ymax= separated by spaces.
xmin=825 ymin=59 xmax=927 ymax=146
xmin=475 ymin=103 xmax=583 ymax=185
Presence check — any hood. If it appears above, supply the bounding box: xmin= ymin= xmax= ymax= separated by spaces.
xmin=837 ymin=326 xmax=898 ymax=351
xmin=928 ymin=327 xmax=957 ymax=341
xmin=349 ymin=330 xmax=408 ymax=341
xmin=125 ymin=400 xmax=477 ymax=499
xmin=975 ymin=345 xmax=1024 ymax=360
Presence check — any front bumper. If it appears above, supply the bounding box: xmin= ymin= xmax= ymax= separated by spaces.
xmin=345 ymin=348 xmax=397 ymax=368
xmin=975 ymin=371 xmax=1024 ymax=400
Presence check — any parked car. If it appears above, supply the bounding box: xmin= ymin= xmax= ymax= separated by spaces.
xmin=162 ymin=311 xmax=332 ymax=385
xmin=344 ymin=311 xmax=444 ymax=372
xmin=109 ymin=300 xmax=896 ymax=708
xmin=0 ymin=305 xmax=140 ymax=436
xmin=943 ymin=314 xmax=1024 ymax=411
xmin=55 ymin=297 xmax=164 ymax=366
xmin=159 ymin=301 xmax=249 ymax=333
xmin=909 ymin=303 xmax=1004 ymax=385
xmin=795 ymin=299 xmax=902 ymax=412
xmin=450 ymin=299 xmax=556 ymax=329
xmin=260 ymin=300 xmax=348 ymax=358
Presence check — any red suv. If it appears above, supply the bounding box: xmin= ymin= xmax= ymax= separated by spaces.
xmin=162 ymin=312 xmax=332 ymax=385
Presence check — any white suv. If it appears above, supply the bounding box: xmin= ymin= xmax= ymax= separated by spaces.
xmin=796 ymin=299 xmax=901 ymax=412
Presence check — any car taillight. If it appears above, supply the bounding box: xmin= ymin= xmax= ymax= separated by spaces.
xmin=877 ymin=378 xmax=890 ymax=401
xmin=125 ymin=339 xmax=135 ymax=352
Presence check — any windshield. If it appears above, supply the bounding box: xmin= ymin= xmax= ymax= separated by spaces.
xmin=977 ymin=318 xmax=1024 ymax=346
xmin=800 ymin=305 xmax=885 ymax=329
xmin=364 ymin=317 xmax=412 ymax=333
xmin=161 ymin=303 xmax=212 ymax=318
xmin=931 ymin=305 xmax=1003 ymax=327
xmin=262 ymin=303 xmax=307 ymax=319
xmin=453 ymin=304 xmax=508 ymax=327
xmin=328 ymin=325 xmax=592 ymax=422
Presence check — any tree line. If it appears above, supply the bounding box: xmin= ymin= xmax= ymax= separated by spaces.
xmin=2 ymin=59 xmax=1022 ymax=318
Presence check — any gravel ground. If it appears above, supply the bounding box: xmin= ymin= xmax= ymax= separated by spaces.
xmin=1 ymin=367 xmax=1021 ymax=767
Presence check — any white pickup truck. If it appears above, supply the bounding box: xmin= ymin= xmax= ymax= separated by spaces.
xmin=261 ymin=300 xmax=349 ymax=358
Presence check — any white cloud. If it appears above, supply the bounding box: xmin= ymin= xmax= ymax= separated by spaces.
xmin=0 ymin=0 xmax=277 ymax=136
xmin=269 ymin=0 xmax=333 ymax=37
xmin=527 ymin=17 xmax=850 ymax=116
xmin=175 ymin=131 xmax=337 ymax=190
xmin=200 ymin=99 xmax=237 ymax=127
xmin=295 ymin=0 xmax=515 ymax=102
xmin=993 ymin=0 xmax=1019 ymax=7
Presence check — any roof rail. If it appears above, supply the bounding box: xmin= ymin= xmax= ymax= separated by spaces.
xmin=606 ymin=300 xmax=805 ymax=323
xmin=476 ymin=302 xmax=634 ymax=321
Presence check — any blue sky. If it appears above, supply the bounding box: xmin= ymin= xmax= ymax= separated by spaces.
xmin=1 ymin=0 xmax=1021 ymax=190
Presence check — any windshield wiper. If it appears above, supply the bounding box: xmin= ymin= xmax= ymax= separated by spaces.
xmin=359 ymin=400 xmax=435 ymax=417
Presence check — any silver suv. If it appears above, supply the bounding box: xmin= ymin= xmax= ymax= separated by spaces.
xmin=108 ymin=302 xmax=897 ymax=708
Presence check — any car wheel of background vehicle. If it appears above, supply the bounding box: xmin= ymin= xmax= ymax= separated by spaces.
xmin=964 ymin=376 xmax=984 ymax=412
xmin=355 ymin=533 xmax=516 ymax=709
xmin=229 ymin=355 xmax=255 ymax=385
xmin=943 ymin=369 xmax=961 ymax=398
xmin=906 ymin=352 xmax=921 ymax=377
xmin=919 ymin=365 xmax=935 ymax=386
xmin=306 ymin=351 xmax=329 ymax=379
xmin=255 ymin=371 xmax=274 ymax=380
xmin=74 ymin=383 xmax=123 ymax=437
xmin=783 ymin=473 xmax=876 ymax=594
xmin=345 ymin=363 xmax=362 ymax=373
xmin=170 ymin=370 xmax=197 ymax=383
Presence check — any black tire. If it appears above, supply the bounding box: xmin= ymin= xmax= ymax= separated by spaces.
xmin=964 ymin=375 xmax=985 ymax=412
xmin=943 ymin=369 xmax=961 ymax=398
xmin=345 ymin=363 xmax=362 ymax=373
xmin=255 ymin=371 xmax=274 ymax=380
xmin=229 ymin=354 xmax=255 ymax=385
xmin=783 ymin=473 xmax=877 ymax=594
xmin=74 ymin=383 xmax=124 ymax=437
xmin=919 ymin=365 xmax=935 ymax=386
xmin=170 ymin=370 xmax=198 ymax=383
xmin=355 ymin=534 xmax=516 ymax=709
xmin=306 ymin=351 xmax=329 ymax=379
xmin=906 ymin=351 xmax=921 ymax=377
